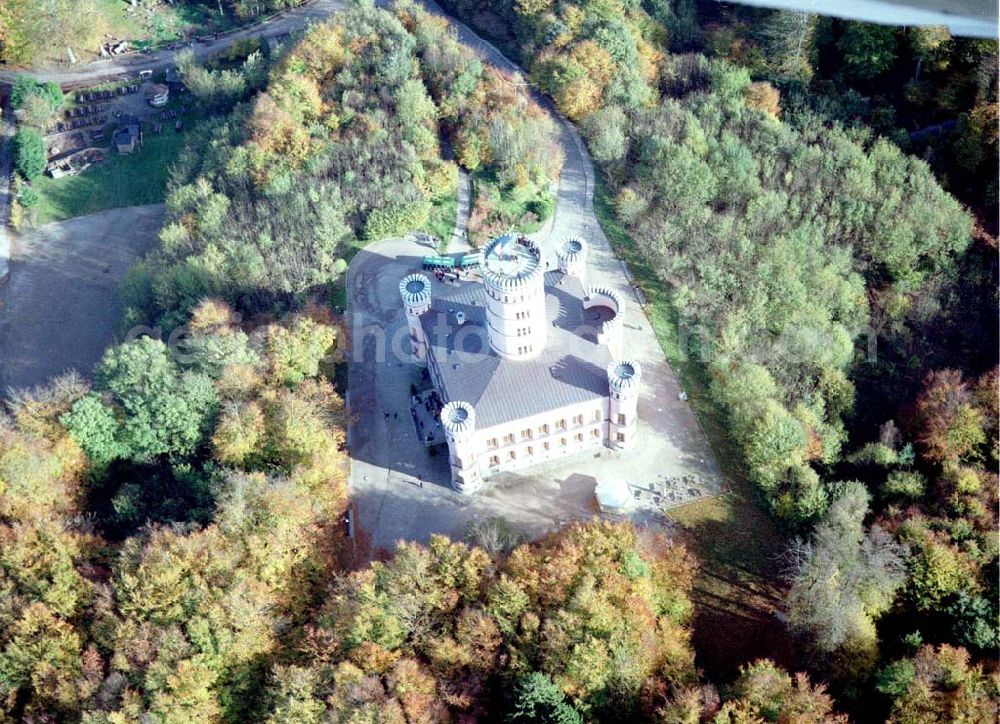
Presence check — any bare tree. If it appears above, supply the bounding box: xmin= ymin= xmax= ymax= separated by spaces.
xmin=784 ymin=481 xmax=907 ymax=654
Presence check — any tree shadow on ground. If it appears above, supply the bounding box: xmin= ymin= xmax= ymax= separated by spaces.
xmin=671 ymin=492 xmax=805 ymax=682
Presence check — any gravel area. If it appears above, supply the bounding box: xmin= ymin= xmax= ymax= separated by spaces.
xmin=0 ymin=204 xmax=163 ymax=393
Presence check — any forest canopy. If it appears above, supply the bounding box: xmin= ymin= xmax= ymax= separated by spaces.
xmin=125 ymin=0 xmax=560 ymax=329
xmin=436 ymin=0 xmax=997 ymax=715
xmin=0 ymin=1 xmax=306 ymax=64
xmin=0 ymin=1 xmax=996 ymax=721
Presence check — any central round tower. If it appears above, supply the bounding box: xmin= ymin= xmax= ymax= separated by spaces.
xmin=481 ymin=233 xmax=547 ymax=360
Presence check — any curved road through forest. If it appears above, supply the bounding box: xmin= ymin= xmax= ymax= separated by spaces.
xmin=0 ymin=1 xmax=348 ymax=86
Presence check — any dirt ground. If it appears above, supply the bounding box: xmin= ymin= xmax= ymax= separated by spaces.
xmin=47 ymin=79 xmax=190 ymax=157
xmin=0 ymin=204 xmax=164 ymax=393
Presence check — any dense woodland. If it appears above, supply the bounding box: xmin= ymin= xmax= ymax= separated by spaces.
xmin=0 ymin=0 xmax=998 ymax=721
xmin=0 ymin=300 xmax=352 ymax=719
xmin=439 ymin=0 xmax=997 ymax=685
xmin=121 ymin=1 xmax=560 ymax=329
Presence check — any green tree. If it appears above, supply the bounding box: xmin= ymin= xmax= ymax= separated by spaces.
xmin=743 ymin=401 xmax=807 ymax=498
xmin=947 ymin=591 xmax=999 ymax=653
xmin=899 ymin=525 xmax=972 ymax=612
xmin=85 ymin=337 xmax=218 ymax=460
xmin=176 ymin=48 xmax=264 ymax=112
xmin=13 ymin=128 xmax=45 ymax=180
xmin=10 ymin=76 xmax=63 ymax=128
xmin=9 ymin=75 xmax=39 ymax=108
xmin=582 ymin=106 xmax=628 ymax=163
xmin=60 ymin=393 xmax=123 ymax=466
xmin=837 ymin=22 xmax=898 ymax=80
xmin=509 ymin=672 xmax=583 ymax=724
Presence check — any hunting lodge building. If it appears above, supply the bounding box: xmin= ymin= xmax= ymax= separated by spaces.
xmin=400 ymin=232 xmax=640 ymax=492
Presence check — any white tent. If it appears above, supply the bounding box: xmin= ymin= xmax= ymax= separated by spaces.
xmin=595 ymin=479 xmax=632 ymax=513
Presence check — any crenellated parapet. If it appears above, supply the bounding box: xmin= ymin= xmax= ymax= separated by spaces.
xmin=608 ymin=360 xmax=640 ymax=395
xmin=481 ymin=233 xmax=544 ymax=292
xmin=481 ymin=233 xmax=547 ymax=360
xmin=441 ymin=400 xmax=476 ymax=436
xmin=441 ymin=400 xmax=481 ymax=493
xmin=556 ymin=237 xmax=588 ymax=284
xmin=399 ymin=273 xmax=432 ymax=311
xmin=584 ymin=285 xmax=624 ymax=359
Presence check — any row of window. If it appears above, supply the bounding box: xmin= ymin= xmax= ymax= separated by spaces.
xmin=515 ymin=327 xmax=531 ymax=337
xmin=486 ymin=288 xmax=529 ymax=304
xmin=515 ymin=310 xmax=531 ymax=320
xmin=516 ymin=345 xmax=534 ymax=355
xmin=488 ymin=429 xmax=603 ymax=466
xmin=486 ymin=411 xmax=606 ymax=449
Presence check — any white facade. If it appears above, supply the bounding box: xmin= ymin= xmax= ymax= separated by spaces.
xmin=441 ymin=363 xmax=641 ymax=484
xmin=481 ymin=234 xmax=547 ymax=360
xmin=469 ymin=398 xmax=609 ymax=478
xmin=401 ymin=232 xmax=642 ymax=492
xmin=400 ymin=273 xmax=432 ymax=362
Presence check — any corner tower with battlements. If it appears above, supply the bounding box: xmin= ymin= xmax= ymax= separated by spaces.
xmin=556 ymin=237 xmax=587 ymax=284
xmin=399 ymin=231 xmax=642 ymax=492
xmin=440 ymin=400 xmax=480 ymax=493
xmin=607 ymin=360 xmax=640 ymax=449
xmin=399 ymin=273 xmax=432 ymax=362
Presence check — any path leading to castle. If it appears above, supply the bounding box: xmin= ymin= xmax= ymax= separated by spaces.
xmin=346 ymin=2 xmax=724 ymax=551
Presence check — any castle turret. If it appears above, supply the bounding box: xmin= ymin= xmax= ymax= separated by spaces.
xmin=583 ymin=285 xmax=624 ymax=359
xmin=440 ymin=400 xmax=480 ymax=493
xmin=399 ymin=273 xmax=432 ymax=362
xmin=556 ymin=237 xmax=587 ymax=285
xmin=481 ymin=233 xmax=547 ymax=360
xmin=607 ymin=360 xmax=640 ymax=450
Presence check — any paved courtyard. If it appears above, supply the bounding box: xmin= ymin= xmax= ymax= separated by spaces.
xmin=0 ymin=204 xmax=163 ymax=392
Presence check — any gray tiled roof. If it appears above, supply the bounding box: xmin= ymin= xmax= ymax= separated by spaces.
xmin=420 ymin=271 xmax=613 ymax=430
